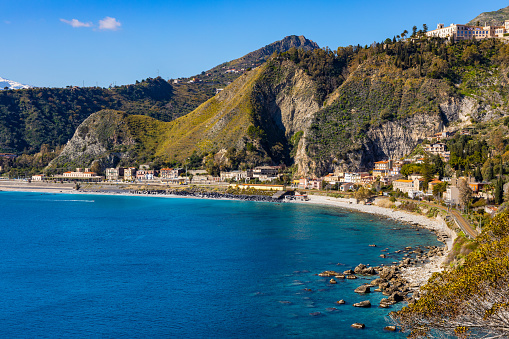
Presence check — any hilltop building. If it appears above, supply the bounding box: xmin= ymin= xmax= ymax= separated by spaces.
xmin=426 ymin=21 xmax=509 ymax=41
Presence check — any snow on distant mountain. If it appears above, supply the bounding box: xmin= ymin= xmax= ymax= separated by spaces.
xmin=0 ymin=77 xmax=32 ymax=90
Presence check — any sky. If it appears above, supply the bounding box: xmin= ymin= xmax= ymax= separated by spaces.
xmin=2 ymin=0 xmax=509 ymax=88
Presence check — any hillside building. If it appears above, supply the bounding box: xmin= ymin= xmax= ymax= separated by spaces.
xmin=426 ymin=21 xmax=509 ymax=41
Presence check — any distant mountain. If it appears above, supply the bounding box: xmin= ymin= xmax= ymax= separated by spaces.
xmin=214 ymin=35 xmax=320 ymax=71
xmin=467 ymin=5 xmax=509 ymax=26
xmin=186 ymin=35 xmax=320 ymax=85
xmin=0 ymin=77 xmax=31 ymax=90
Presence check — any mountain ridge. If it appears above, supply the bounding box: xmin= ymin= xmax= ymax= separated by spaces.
xmin=467 ymin=5 xmax=509 ymax=26
xmin=0 ymin=77 xmax=31 ymax=90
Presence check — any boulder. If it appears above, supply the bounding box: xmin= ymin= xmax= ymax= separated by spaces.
xmin=362 ymin=267 xmax=377 ymax=275
xmin=351 ymin=323 xmax=365 ymax=329
xmin=370 ymin=278 xmax=384 ymax=285
xmin=335 ymin=275 xmax=345 ymax=279
xmin=354 ymin=285 xmax=371 ymax=294
xmin=343 ymin=269 xmax=354 ymax=275
xmin=353 ymin=300 xmax=371 ymax=308
xmin=389 ymin=292 xmax=405 ymax=302
xmin=336 ymin=299 xmax=346 ymax=304
xmin=384 ymin=326 xmax=397 ymax=332
xmin=354 ymin=264 xmax=366 ymax=274
xmin=346 ymin=275 xmax=358 ymax=279
xmin=329 ymin=279 xmax=337 ymax=284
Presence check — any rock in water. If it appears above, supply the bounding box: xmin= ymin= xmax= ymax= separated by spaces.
xmin=336 ymin=299 xmax=346 ymax=304
xmin=353 ymin=300 xmax=371 ymax=308
xmin=384 ymin=325 xmax=397 ymax=332
xmin=351 ymin=323 xmax=365 ymax=329
xmin=354 ymin=285 xmax=371 ymax=294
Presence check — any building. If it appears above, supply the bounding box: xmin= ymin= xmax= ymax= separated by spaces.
xmin=373 ymin=160 xmax=393 ymax=177
xmin=344 ymin=172 xmax=370 ymax=183
xmin=63 ymin=168 xmax=97 ymax=178
xmin=252 ymin=166 xmax=281 ymax=180
xmin=230 ymin=183 xmax=285 ymax=191
xmin=160 ymin=168 xmax=184 ymax=179
xmin=31 ymin=174 xmax=45 ymax=181
xmin=57 ymin=168 xmax=103 ymax=182
xmin=393 ymin=179 xmax=414 ymax=194
xmin=220 ymin=170 xmax=248 ymax=182
xmin=426 ymin=21 xmax=509 ymax=41
xmin=124 ymin=167 xmax=137 ymax=181
xmin=340 ymin=183 xmax=355 ymax=192
xmin=136 ymin=170 xmax=156 ymax=181
xmin=105 ymin=167 xmax=125 ymax=181
xmin=445 ymin=185 xmax=460 ymax=205
xmin=428 ymin=179 xmax=443 ymax=192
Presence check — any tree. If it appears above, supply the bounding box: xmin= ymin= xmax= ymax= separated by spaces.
xmin=391 ymin=212 xmax=509 ymax=339
xmin=495 ymin=178 xmax=504 ymax=205
xmin=412 ymin=25 xmax=418 ymax=37
xmin=422 ymin=156 xmax=433 ymax=191
xmin=458 ymin=178 xmax=472 ymax=210
xmin=432 ymin=182 xmax=447 ymax=200
xmin=422 ymin=23 xmax=428 ymax=33
xmin=401 ymin=30 xmax=408 ymax=39
xmin=354 ymin=186 xmax=371 ymax=201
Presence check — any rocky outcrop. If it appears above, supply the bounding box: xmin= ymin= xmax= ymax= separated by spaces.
xmin=46 ymin=110 xmax=135 ymax=171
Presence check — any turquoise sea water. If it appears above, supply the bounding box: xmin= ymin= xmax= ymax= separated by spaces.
xmin=0 ymin=192 xmax=441 ymax=338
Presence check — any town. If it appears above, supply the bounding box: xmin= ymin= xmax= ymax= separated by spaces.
xmin=22 ymin=127 xmax=498 ymax=217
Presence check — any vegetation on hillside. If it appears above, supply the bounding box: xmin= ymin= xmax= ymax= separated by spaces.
xmin=303 ymin=37 xmax=509 ymax=172
xmin=392 ymin=211 xmax=509 ymax=338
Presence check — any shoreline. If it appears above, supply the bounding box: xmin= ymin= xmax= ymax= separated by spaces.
xmin=1 ymin=181 xmax=454 ymax=286
xmin=291 ymin=195 xmax=456 ymax=287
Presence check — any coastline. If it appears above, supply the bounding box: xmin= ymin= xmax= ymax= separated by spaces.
xmin=293 ymin=194 xmax=456 ymax=287
xmin=1 ymin=181 xmax=454 ymax=287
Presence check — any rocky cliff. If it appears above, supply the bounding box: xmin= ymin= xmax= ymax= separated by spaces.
xmin=48 ymin=38 xmax=509 ymax=176
xmin=47 ymin=110 xmax=136 ymax=171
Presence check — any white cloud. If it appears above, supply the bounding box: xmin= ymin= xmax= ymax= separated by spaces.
xmin=99 ymin=17 xmax=121 ymax=31
xmin=60 ymin=18 xmax=92 ymax=28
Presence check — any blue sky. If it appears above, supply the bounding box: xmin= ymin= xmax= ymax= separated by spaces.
xmin=2 ymin=0 xmax=508 ymax=88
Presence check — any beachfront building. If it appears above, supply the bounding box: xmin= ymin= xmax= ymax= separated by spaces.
xmin=105 ymin=167 xmax=125 ymax=181
xmin=57 ymin=168 xmax=103 ymax=182
xmin=393 ymin=179 xmax=414 ymax=194
xmin=251 ymin=166 xmax=281 ymax=181
xmin=297 ymin=178 xmax=323 ymax=190
xmin=31 ymin=174 xmax=45 ymax=181
xmin=426 ymin=21 xmax=509 ymax=41
xmin=230 ymin=183 xmax=285 ymax=191
xmin=160 ymin=168 xmax=184 ymax=179
xmin=124 ymin=167 xmax=137 ymax=181
xmin=340 ymin=182 xmax=355 ymax=192
xmin=136 ymin=170 xmax=156 ymax=181
xmin=220 ymin=170 xmax=248 ymax=182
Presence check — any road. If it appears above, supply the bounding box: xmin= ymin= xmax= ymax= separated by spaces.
xmin=402 ymin=198 xmax=478 ymax=238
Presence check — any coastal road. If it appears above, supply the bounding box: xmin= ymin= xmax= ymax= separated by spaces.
xmin=402 ymin=199 xmax=478 ymax=238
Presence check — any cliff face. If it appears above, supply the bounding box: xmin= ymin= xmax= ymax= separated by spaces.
xmin=48 ymin=41 xmax=509 ymax=176
xmin=47 ymin=110 xmax=136 ymax=171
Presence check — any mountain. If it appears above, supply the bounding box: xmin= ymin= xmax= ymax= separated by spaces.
xmin=467 ymin=5 xmax=509 ymax=26
xmin=0 ymin=77 xmax=31 ymax=90
xmin=47 ymin=37 xmax=509 ymax=176
xmin=0 ymin=36 xmax=319 ymax=155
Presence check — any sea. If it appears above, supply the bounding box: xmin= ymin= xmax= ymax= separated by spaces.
xmin=0 ymin=191 xmax=441 ymax=338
